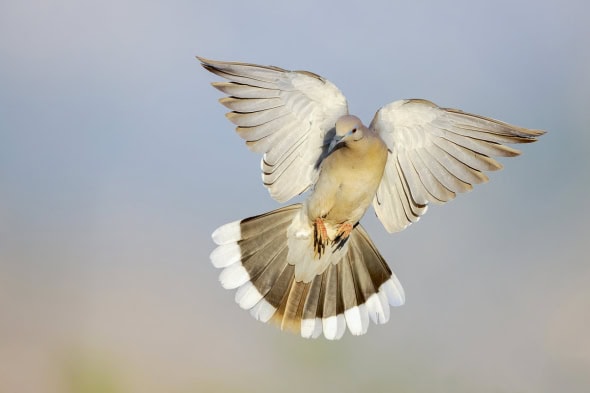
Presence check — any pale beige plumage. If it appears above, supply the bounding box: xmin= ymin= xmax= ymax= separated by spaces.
xmin=201 ymin=57 xmax=544 ymax=340
xmin=306 ymin=115 xmax=388 ymax=231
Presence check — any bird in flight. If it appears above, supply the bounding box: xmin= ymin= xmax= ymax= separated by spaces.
xmin=199 ymin=57 xmax=544 ymax=340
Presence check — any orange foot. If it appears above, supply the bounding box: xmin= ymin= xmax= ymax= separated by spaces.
xmin=313 ymin=217 xmax=329 ymax=258
xmin=332 ymin=222 xmax=354 ymax=251
xmin=335 ymin=222 xmax=353 ymax=241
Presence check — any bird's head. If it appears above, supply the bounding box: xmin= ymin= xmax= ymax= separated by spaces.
xmin=329 ymin=115 xmax=365 ymax=152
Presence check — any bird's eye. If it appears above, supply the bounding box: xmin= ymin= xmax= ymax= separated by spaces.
xmin=352 ymin=128 xmax=357 ymax=133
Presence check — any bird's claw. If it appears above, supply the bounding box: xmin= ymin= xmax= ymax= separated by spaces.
xmin=335 ymin=222 xmax=353 ymax=241
xmin=313 ymin=217 xmax=328 ymax=258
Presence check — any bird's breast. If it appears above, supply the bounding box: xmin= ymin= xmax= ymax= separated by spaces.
xmin=309 ymin=142 xmax=388 ymax=226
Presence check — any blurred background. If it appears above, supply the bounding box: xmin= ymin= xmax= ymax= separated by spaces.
xmin=1 ymin=0 xmax=589 ymax=392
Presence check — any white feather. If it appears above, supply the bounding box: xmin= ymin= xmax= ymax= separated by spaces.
xmin=381 ymin=277 xmax=406 ymax=307
xmin=235 ymin=281 xmax=264 ymax=310
xmin=199 ymin=57 xmax=348 ymax=204
xmin=344 ymin=306 xmax=364 ymax=336
xmin=219 ymin=263 xmax=250 ymax=290
xmin=371 ymin=98 xmax=541 ymax=234
xmin=358 ymin=303 xmax=370 ymax=335
xmin=209 ymin=243 xmax=241 ymax=268
xmin=301 ymin=318 xmax=319 ymax=339
xmin=366 ymin=292 xmax=389 ymax=324
xmin=334 ymin=314 xmax=346 ymax=340
xmin=378 ymin=289 xmax=390 ymax=324
xmin=211 ymin=221 xmax=241 ymax=245
xmin=311 ymin=318 xmax=323 ymax=339
xmin=322 ymin=315 xmax=340 ymax=340
xmin=249 ymin=298 xmax=276 ymax=323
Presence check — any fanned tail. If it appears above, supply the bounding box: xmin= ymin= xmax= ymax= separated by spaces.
xmin=210 ymin=204 xmax=405 ymax=339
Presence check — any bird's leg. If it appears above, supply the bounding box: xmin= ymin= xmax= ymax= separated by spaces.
xmin=335 ymin=221 xmax=353 ymax=241
xmin=313 ymin=217 xmax=328 ymax=258
xmin=332 ymin=221 xmax=354 ymax=251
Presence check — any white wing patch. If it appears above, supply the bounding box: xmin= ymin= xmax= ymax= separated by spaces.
xmin=199 ymin=57 xmax=348 ymax=203
xmin=371 ymin=99 xmax=544 ymax=233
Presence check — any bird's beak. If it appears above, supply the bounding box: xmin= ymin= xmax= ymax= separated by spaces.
xmin=328 ymin=134 xmax=343 ymax=153
xmin=328 ymin=130 xmax=353 ymax=153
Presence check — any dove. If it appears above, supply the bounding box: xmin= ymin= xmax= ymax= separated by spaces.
xmin=199 ymin=57 xmax=544 ymax=340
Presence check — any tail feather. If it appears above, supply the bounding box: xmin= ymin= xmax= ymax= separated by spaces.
xmin=271 ymin=279 xmax=310 ymax=334
xmin=246 ymin=245 xmax=289 ymax=294
xmin=239 ymin=204 xmax=300 ymax=239
xmin=347 ymin=238 xmax=378 ymax=302
xmin=282 ymin=281 xmax=309 ymax=330
xmin=238 ymin=215 xmax=293 ymax=264
xmin=339 ymin=254 xmax=369 ymax=335
xmin=233 ymin=244 xmax=289 ymax=310
xmin=301 ymin=274 xmax=323 ymax=338
xmin=235 ymin=281 xmax=263 ymax=310
xmin=262 ymin=263 xmax=295 ymax=316
xmin=321 ymin=264 xmax=347 ymax=340
xmin=210 ymin=204 xmax=405 ymax=339
xmin=348 ymin=225 xmax=399 ymax=324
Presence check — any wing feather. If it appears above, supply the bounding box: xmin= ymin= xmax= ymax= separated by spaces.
xmin=371 ymin=99 xmax=544 ymax=233
xmin=199 ymin=57 xmax=348 ymax=203
xmin=418 ymin=148 xmax=473 ymax=193
xmin=220 ymin=97 xmax=284 ymax=112
xmin=212 ymin=82 xmax=279 ymax=99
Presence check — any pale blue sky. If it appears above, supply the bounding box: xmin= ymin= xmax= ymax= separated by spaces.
xmin=1 ymin=1 xmax=589 ymax=392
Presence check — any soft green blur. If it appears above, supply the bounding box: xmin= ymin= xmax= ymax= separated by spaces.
xmin=1 ymin=1 xmax=589 ymax=392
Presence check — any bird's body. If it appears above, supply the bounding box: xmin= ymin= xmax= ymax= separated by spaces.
xmin=307 ymin=116 xmax=388 ymax=230
xmin=200 ymin=57 xmax=544 ymax=339
xmin=287 ymin=115 xmax=390 ymax=285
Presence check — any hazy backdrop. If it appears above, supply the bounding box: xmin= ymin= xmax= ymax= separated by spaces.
xmin=1 ymin=1 xmax=589 ymax=392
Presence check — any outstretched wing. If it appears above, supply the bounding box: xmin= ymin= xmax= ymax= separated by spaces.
xmin=370 ymin=99 xmax=544 ymax=233
xmin=199 ymin=57 xmax=348 ymax=203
